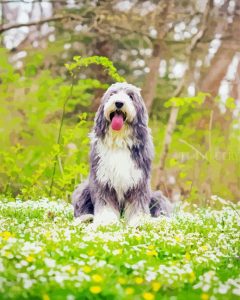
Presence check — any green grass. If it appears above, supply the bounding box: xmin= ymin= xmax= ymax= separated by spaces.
xmin=0 ymin=198 xmax=239 ymax=300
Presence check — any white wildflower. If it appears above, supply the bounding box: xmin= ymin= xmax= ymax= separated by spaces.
xmin=44 ymin=258 xmax=56 ymax=268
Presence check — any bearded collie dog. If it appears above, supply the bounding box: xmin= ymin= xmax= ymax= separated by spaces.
xmin=72 ymin=82 xmax=172 ymax=226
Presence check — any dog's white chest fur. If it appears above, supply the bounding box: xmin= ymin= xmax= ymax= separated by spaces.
xmin=95 ymin=128 xmax=142 ymax=202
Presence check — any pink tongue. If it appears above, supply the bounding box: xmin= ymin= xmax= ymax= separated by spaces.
xmin=111 ymin=114 xmax=124 ymax=131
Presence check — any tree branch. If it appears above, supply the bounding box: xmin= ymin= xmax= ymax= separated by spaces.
xmin=141 ymin=0 xmax=174 ymax=112
xmin=1 ymin=0 xmax=81 ymax=3
xmin=0 ymin=14 xmax=84 ymax=34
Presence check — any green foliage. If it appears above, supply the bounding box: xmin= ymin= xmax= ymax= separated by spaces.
xmin=0 ymin=48 xmax=239 ymax=202
xmin=0 ymin=52 xmax=126 ymax=200
xmin=225 ymin=97 xmax=236 ymax=110
xmin=152 ymin=89 xmax=239 ymax=203
xmin=65 ymin=55 xmax=125 ymax=82
xmin=164 ymin=92 xmax=209 ymax=108
xmin=0 ymin=51 xmax=99 ymax=199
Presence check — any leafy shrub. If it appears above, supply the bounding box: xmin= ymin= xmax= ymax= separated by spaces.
xmin=0 ymin=52 xmax=124 ymax=200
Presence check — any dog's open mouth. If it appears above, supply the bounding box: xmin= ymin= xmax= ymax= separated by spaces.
xmin=109 ymin=110 xmax=126 ymax=131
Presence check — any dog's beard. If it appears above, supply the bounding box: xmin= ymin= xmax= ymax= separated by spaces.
xmin=103 ymin=94 xmax=136 ymax=131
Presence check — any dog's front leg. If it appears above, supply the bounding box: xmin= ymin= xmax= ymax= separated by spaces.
xmin=124 ymin=187 xmax=151 ymax=226
xmin=91 ymin=187 xmax=120 ymax=226
xmin=94 ymin=201 xmax=120 ymax=226
xmin=125 ymin=202 xmax=150 ymax=226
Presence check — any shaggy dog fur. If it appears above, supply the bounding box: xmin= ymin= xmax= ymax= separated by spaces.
xmin=72 ymin=82 xmax=172 ymax=226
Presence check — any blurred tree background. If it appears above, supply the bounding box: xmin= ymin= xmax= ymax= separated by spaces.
xmin=0 ymin=0 xmax=239 ymax=203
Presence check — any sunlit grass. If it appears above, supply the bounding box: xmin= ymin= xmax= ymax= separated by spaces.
xmin=0 ymin=198 xmax=239 ymax=299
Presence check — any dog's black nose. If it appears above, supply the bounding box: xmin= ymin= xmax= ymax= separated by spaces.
xmin=115 ymin=101 xmax=124 ymax=109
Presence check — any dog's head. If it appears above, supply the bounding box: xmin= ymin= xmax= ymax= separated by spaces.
xmin=94 ymin=82 xmax=148 ymax=138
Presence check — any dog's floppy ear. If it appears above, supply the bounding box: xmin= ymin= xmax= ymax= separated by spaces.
xmin=133 ymin=92 xmax=148 ymax=127
xmin=94 ymin=103 xmax=108 ymax=138
xmin=131 ymin=92 xmax=151 ymax=146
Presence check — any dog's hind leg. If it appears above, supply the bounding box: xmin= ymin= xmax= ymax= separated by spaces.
xmin=150 ymin=190 xmax=173 ymax=217
xmin=72 ymin=180 xmax=94 ymax=223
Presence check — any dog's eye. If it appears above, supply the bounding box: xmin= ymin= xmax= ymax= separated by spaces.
xmin=128 ymin=93 xmax=134 ymax=100
xmin=109 ymin=91 xmax=116 ymax=96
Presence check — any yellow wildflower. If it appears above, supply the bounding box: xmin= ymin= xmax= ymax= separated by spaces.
xmin=201 ymin=245 xmax=208 ymax=251
xmin=148 ymin=245 xmax=155 ymax=250
xmin=92 ymin=274 xmax=103 ymax=283
xmin=189 ymin=271 xmax=196 ymax=283
xmin=118 ymin=277 xmax=127 ymax=284
xmin=26 ymin=255 xmax=34 ymax=263
xmin=151 ymin=281 xmax=161 ymax=292
xmin=135 ymin=277 xmax=144 ymax=284
xmin=0 ymin=231 xmax=12 ymax=241
xmin=42 ymin=294 xmax=50 ymax=300
xmin=125 ymin=287 xmax=134 ymax=295
xmin=87 ymin=249 xmax=94 ymax=256
xmin=142 ymin=292 xmax=155 ymax=300
xmin=89 ymin=286 xmax=102 ymax=294
xmin=201 ymin=293 xmax=209 ymax=300
xmin=146 ymin=250 xmax=158 ymax=257
xmin=83 ymin=265 xmax=91 ymax=273
xmin=175 ymin=236 xmax=182 ymax=242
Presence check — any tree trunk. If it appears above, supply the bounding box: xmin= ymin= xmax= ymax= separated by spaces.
xmin=142 ymin=43 xmax=162 ymax=112
xmin=154 ymin=106 xmax=179 ymax=189
xmin=199 ymin=43 xmax=235 ymax=96
xmin=141 ymin=0 xmax=173 ymax=113
xmin=197 ymin=9 xmax=240 ymax=131
xmin=199 ymin=3 xmax=240 ymax=96
xmin=91 ymin=39 xmax=114 ymax=111
xmin=231 ymin=59 xmax=240 ymax=101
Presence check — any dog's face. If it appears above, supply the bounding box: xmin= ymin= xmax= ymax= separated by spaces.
xmin=103 ymin=84 xmax=137 ymax=126
xmin=95 ymin=83 xmax=148 ymax=135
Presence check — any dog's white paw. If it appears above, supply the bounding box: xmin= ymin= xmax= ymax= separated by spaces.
xmin=127 ymin=214 xmax=150 ymax=227
xmin=73 ymin=214 xmax=94 ymax=226
xmin=93 ymin=207 xmax=120 ymax=227
xmin=93 ymin=216 xmax=119 ymax=227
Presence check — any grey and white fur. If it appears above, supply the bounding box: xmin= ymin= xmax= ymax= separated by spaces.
xmin=72 ymin=82 xmax=172 ymax=226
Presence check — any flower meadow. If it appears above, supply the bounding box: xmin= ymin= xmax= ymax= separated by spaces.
xmin=0 ymin=198 xmax=239 ymax=300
